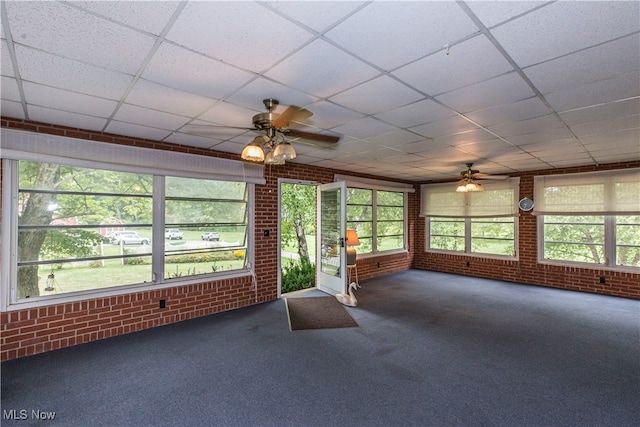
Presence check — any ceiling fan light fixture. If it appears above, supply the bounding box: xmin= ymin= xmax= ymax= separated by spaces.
xmin=456 ymin=183 xmax=468 ymax=193
xmin=456 ymin=179 xmax=483 ymax=192
xmin=264 ymin=149 xmax=285 ymax=165
xmin=273 ymin=141 xmax=296 ymax=160
xmin=241 ymin=141 xmax=265 ymax=162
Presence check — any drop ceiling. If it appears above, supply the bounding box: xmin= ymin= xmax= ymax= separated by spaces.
xmin=1 ymin=1 xmax=639 ymax=181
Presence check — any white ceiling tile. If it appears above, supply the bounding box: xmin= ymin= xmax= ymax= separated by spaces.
xmin=226 ymin=77 xmax=318 ymax=113
xmin=488 ymin=114 xmax=566 ymax=138
xmin=113 ymin=104 xmax=190 ymax=131
xmin=196 ymin=101 xmax=260 ymax=128
xmin=127 ymin=79 xmax=216 ymax=117
xmin=393 ymin=35 xmax=515 ymax=96
xmin=265 ymin=39 xmax=380 ymax=98
xmin=1 ymin=100 xmax=25 ymax=119
xmin=365 ymin=130 xmax=424 ymax=147
xmin=6 ymin=2 xmax=155 ymax=74
xmin=105 ymin=120 xmax=173 ymax=142
xmin=166 ymin=2 xmax=314 ymax=73
xmin=435 ymin=72 xmax=535 ymax=113
xmin=15 ymin=46 xmax=133 ymax=100
xmin=1 ymin=76 xmax=20 ymax=101
xmin=265 ymin=1 xmax=366 ymax=34
xmin=432 ymin=129 xmax=500 ymax=147
xmin=466 ymin=97 xmax=550 ymax=127
xmin=559 ymin=98 xmax=640 ymax=125
xmin=303 ymin=101 xmax=364 ymax=130
xmin=28 ymin=105 xmax=107 ymax=132
xmin=329 ymin=75 xmax=423 ymax=115
xmin=525 ymin=34 xmax=640 ymax=95
xmin=164 ymin=132 xmax=224 ymax=150
xmin=325 ymin=1 xmax=477 ymax=71
xmin=73 ymin=1 xmax=180 ymax=35
xmin=491 ymin=1 xmax=640 ymax=67
xmin=331 ymin=117 xmax=397 ymax=139
xmin=466 ymin=2 xmax=548 ymax=28
xmin=22 ymin=82 xmax=117 ymax=118
xmin=545 ymin=72 xmax=640 ymax=112
xmin=571 ymin=115 xmax=640 ymax=138
xmin=374 ymin=99 xmax=454 ymax=128
xmin=1 ymin=40 xmax=15 ymax=77
xmin=591 ymin=153 xmax=640 ymax=164
xmin=142 ymin=44 xmax=255 ymax=100
xmin=410 ymin=116 xmax=482 ymax=139
xmin=455 ymin=140 xmax=522 ymax=157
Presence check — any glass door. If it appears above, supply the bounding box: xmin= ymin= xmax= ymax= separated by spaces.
xmin=316 ymin=181 xmax=347 ymax=295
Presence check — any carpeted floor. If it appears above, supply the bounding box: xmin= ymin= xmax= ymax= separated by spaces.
xmin=2 ymin=270 xmax=639 ymax=426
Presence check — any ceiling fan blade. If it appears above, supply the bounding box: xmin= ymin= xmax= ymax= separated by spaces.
xmin=285 ymin=129 xmax=340 ymax=144
xmin=272 ymin=105 xmax=313 ymax=129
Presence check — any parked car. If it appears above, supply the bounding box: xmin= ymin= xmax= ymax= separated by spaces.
xmin=201 ymin=232 xmax=220 ymax=241
xmin=164 ymin=228 xmax=184 ymax=240
xmin=109 ymin=231 xmax=150 ymax=245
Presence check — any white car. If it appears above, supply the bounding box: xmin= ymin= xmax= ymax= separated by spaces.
xmin=165 ymin=228 xmax=184 ymax=240
xmin=109 ymin=231 xmax=150 ymax=245
xmin=201 ymin=232 xmax=220 ymax=241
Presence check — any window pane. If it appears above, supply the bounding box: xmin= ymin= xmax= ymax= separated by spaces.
xmin=429 ymin=217 xmax=464 ymax=252
xmin=346 ymin=188 xmax=372 ymax=204
xmin=17 ymin=161 xmax=153 ymax=299
xmin=377 ymin=191 xmax=403 ymax=205
xmin=377 ymin=206 xmax=403 ymax=220
xmin=616 ymin=215 xmax=640 ymax=267
xmin=347 ymin=205 xmax=372 ymax=221
xmin=543 ymin=215 xmax=605 ymax=264
xmin=471 ymin=218 xmax=515 ymax=256
xmin=164 ymin=177 xmax=248 ymax=280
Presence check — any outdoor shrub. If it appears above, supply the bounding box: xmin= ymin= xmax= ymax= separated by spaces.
xmin=281 ymin=259 xmax=315 ymax=293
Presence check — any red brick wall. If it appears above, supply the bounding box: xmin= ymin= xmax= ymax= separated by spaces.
xmin=414 ymin=162 xmax=640 ymax=299
xmin=0 ymin=118 xmax=413 ymax=360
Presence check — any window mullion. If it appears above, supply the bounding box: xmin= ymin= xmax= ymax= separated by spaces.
xmin=372 ymin=190 xmax=377 ymax=252
xmin=464 ymin=218 xmax=472 ymax=253
xmin=152 ymin=176 xmax=165 ymax=283
xmin=605 ymin=215 xmax=616 ymax=266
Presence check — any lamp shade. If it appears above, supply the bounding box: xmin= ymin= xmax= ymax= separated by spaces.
xmin=264 ymin=149 xmax=285 ymax=165
xmin=241 ymin=143 xmax=265 ymax=162
xmin=346 ymin=229 xmax=360 ymax=246
xmin=273 ymin=141 xmax=296 ymax=160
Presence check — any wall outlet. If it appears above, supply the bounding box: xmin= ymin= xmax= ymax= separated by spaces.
xmin=599 ymin=276 xmax=606 ymax=284
xmin=159 ymin=299 xmax=166 ymax=308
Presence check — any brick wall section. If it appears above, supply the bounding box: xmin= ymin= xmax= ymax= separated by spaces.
xmin=0 ymin=118 xmax=413 ymax=360
xmin=414 ymin=161 xmax=640 ymax=299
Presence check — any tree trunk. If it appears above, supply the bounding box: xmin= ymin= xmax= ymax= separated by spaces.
xmin=294 ymin=212 xmax=310 ymax=264
xmin=17 ymin=163 xmax=60 ymax=298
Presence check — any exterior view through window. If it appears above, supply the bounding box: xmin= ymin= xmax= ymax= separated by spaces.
xmin=346 ymin=188 xmax=405 ymax=254
xmin=14 ymin=160 xmax=248 ymax=300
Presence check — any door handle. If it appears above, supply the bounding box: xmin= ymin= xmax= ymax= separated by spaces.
xmin=340 ymin=237 xmax=345 ymax=248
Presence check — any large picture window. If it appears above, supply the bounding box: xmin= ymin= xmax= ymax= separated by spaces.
xmin=421 ymin=179 xmax=519 ymax=258
xmin=338 ymin=175 xmax=412 ymax=255
xmin=1 ymin=129 xmax=262 ymax=308
xmin=346 ymin=188 xmax=406 ymax=254
xmin=534 ymin=169 xmax=640 ymax=269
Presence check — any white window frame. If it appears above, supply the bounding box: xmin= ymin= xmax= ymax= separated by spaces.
xmin=1 ymin=129 xmax=263 ymax=311
xmin=534 ymin=168 xmax=640 ymax=271
xmin=421 ymin=179 xmax=520 ymax=260
xmin=336 ymin=174 xmax=413 ymax=257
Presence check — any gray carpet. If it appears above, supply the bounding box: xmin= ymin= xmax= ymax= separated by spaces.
xmin=2 ymin=270 xmax=639 ymax=427
xmin=285 ymin=296 xmax=359 ymax=330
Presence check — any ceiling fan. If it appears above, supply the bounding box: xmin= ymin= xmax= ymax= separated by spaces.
xmin=184 ymin=98 xmax=340 ymax=165
xmin=456 ymin=163 xmax=508 ymax=192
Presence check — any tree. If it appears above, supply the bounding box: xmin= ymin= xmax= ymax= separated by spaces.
xmin=18 ymin=162 xmax=60 ymax=298
xmin=280 ymin=183 xmax=316 ymax=263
